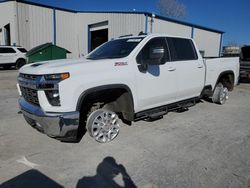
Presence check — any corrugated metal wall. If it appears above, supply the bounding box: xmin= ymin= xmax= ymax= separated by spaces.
xmin=0 ymin=1 xmax=18 ymax=45
xmin=153 ymin=18 xmax=192 ymax=37
xmin=152 ymin=18 xmax=221 ymax=57
xmin=193 ymin=28 xmax=221 ymax=57
xmin=17 ymin=2 xmax=53 ymax=50
xmin=77 ymin=13 xmax=145 ymax=55
xmin=12 ymin=1 xmax=221 ymax=58
xmin=56 ymin=10 xmax=78 ymax=58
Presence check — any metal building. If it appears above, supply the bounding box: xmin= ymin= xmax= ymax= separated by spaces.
xmin=0 ymin=0 xmax=224 ymax=58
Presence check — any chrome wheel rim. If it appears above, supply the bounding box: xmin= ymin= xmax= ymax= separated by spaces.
xmin=219 ymin=87 xmax=229 ymax=104
xmin=90 ymin=110 xmax=120 ymax=143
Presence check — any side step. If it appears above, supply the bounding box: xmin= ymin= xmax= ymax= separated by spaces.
xmin=134 ymin=97 xmax=199 ymax=121
xmin=137 ymin=106 xmax=168 ymax=121
xmin=179 ymin=99 xmax=196 ymax=109
xmin=148 ymin=110 xmax=168 ymax=119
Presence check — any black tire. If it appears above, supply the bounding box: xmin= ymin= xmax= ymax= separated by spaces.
xmin=16 ymin=59 xmax=26 ymax=70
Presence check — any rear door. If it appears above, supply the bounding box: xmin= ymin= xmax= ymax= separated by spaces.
xmin=166 ymin=37 xmax=205 ymax=100
xmin=0 ymin=47 xmax=17 ymax=64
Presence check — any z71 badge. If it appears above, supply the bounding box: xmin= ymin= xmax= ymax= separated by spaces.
xmin=114 ymin=62 xmax=128 ymax=66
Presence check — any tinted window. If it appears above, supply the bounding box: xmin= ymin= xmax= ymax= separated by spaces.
xmin=167 ymin=37 xmax=198 ymax=61
xmin=136 ymin=37 xmax=170 ymax=64
xmin=17 ymin=48 xmax=27 ymax=53
xmin=86 ymin=37 xmax=144 ymax=60
xmin=241 ymin=46 xmax=250 ymax=60
xmin=0 ymin=47 xmax=16 ymax=54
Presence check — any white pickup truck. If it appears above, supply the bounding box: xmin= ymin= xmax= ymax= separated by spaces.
xmin=17 ymin=34 xmax=239 ymax=143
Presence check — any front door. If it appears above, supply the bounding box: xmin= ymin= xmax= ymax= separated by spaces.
xmin=135 ymin=37 xmax=178 ymax=112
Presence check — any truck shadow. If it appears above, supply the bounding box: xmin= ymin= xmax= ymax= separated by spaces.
xmin=0 ymin=169 xmax=63 ymax=188
xmin=76 ymin=156 xmax=137 ymax=188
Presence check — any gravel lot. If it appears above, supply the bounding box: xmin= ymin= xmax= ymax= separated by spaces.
xmin=0 ymin=69 xmax=250 ymax=188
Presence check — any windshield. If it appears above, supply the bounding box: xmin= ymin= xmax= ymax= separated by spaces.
xmin=86 ymin=37 xmax=144 ymax=60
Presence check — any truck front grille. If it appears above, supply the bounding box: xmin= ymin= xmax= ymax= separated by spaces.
xmin=20 ymin=86 xmax=39 ymax=106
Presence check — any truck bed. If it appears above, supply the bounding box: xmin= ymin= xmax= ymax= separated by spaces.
xmin=204 ymin=57 xmax=239 ymax=89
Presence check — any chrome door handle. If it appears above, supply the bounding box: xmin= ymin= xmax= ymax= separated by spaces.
xmin=197 ymin=64 xmax=203 ymax=68
xmin=168 ymin=67 xmax=176 ymax=71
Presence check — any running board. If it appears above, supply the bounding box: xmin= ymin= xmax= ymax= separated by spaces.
xmin=134 ymin=97 xmax=199 ymax=121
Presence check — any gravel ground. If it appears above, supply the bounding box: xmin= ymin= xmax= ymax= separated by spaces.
xmin=0 ymin=69 xmax=250 ymax=188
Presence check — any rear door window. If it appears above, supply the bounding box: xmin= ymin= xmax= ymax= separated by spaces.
xmin=0 ymin=47 xmax=16 ymax=54
xmin=167 ymin=37 xmax=198 ymax=61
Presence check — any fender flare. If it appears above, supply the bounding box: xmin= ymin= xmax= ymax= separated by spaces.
xmin=76 ymin=84 xmax=135 ymax=120
xmin=214 ymin=70 xmax=235 ymax=91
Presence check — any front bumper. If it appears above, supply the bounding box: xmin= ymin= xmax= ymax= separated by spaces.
xmin=19 ymin=97 xmax=80 ymax=141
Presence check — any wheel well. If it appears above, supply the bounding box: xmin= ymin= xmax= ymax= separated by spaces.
xmin=216 ymin=71 xmax=235 ymax=91
xmin=77 ymin=85 xmax=134 ymax=124
xmin=16 ymin=58 xmax=26 ymax=64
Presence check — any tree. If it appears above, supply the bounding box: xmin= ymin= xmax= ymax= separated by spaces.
xmin=157 ymin=0 xmax=187 ymax=18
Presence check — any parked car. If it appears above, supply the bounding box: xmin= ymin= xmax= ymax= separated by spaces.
xmin=240 ymin=45 xmax=250 ymax=80
xmin=17 ymin=34 xmax=239 ymax=143
xmin=0 ymin=46 xmax=27 ymax=69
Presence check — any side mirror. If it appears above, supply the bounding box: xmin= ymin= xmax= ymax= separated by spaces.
xmin=150 ymin=46 xmax=164 ymax=59
xmin=148 ymin=46 xmax=165 ymax=65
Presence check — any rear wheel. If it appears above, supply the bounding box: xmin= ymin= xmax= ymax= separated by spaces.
xmin=87 ymin=108 xmax=120 ymax=143
xmin=212 ymin=83 xmax=229 ymax=105
xmin=16 ymin=59 xmax=26 ymax=69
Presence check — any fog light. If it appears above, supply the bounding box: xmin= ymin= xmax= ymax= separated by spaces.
xmin=45 ymin=90 xmax=61 ymax=106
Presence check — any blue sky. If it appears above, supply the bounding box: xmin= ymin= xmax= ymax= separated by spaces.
xmin=26 ymin=0 xmax=250 ymax=46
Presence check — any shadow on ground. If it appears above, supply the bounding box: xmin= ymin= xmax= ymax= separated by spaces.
xmin=76 ymin=156 xmax=137 ymax=188
xmin=0 ymin=169 xmax=63 ymax=188
xmin=1 ymin=157 xmax=136 ymax=188
xmin=0 ymin=66 xmax=16 ymax=71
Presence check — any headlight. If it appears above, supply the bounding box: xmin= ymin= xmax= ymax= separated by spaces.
xmin=44 ymin=73 xmax=70 ymax=81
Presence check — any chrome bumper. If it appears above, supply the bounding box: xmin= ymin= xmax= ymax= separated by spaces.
xmin=19 ymin=97 xmax=80 ymax=141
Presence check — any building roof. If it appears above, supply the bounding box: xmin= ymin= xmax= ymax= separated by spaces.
xmin=1 ymin=0 xmax=224 ymax=34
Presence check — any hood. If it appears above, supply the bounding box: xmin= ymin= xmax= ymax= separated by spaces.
xmin=19 ymin=57 xmax=128 ymax=75
xmin=20 ymin=58 xmax=91 ymax=74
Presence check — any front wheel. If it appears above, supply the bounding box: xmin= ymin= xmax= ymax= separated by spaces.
xmin=212 ymin=83 xmax=229 ymax=105
xmin=86 ymin=109 xmax=120 ymax=143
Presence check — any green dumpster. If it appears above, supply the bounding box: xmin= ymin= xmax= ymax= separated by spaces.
xmin=26 ymin=43 xmax=71 ymax=63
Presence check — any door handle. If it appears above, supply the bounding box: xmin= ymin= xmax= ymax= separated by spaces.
xmin=168 ymin=67 xmax=176 ymax=71
xmin=197 ymin=64 xmax=203 ymax=68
